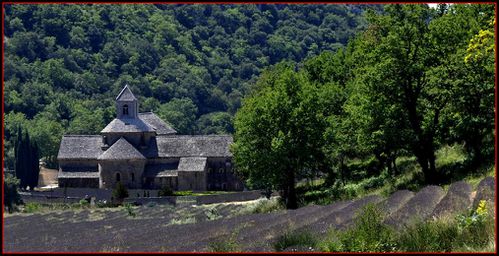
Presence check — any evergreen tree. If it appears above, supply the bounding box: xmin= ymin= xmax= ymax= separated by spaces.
xmin=14 ymin=127 xmax=40 ymax=190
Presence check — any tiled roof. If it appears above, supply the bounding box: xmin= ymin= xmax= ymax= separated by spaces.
xmin=178 ymin=157 xmax=207 ymax=172
xmin=57 ymin=135 xmax=104 ymax=160
xmin=58 ymin=170 xmax=99 ymax=178
xmin=144 ymin=163 xmax=179 ymax=178
xmin=115 ymin=84 xmax=137 ymax=101
xmin=138 ymin=112 xmax=177 ymax=135
xmin=154 ymin=135 xmax=233 ymax=158
xmin=101 ymin=117 xmax=155 ymax=133
xmin=97 ymin=137 xmax=146 ymax=160
xmin=58 ymin=135 xmax=233 ymax=160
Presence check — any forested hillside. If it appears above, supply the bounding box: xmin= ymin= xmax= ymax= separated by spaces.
xmin=3 ymin=4 xmax=382 ymax=168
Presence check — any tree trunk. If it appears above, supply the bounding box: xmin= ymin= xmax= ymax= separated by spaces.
xmin=285 ymin=170 xmax=298 ymax=209
xmin=392 ymin=156 xmax=398 ymax=176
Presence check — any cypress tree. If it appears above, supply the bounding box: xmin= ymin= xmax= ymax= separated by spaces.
xmin=16 ymin=131 xmax=28 ymax=190
xmin=24 ymin=132 xmax=31 ymax=190
xmin=14 ymin=128 xmax=40 ymax=190
xmin=14 ymin=126 xmax=24 ymax=189
xmin=27 ymin=141 xmax=40 ymax=190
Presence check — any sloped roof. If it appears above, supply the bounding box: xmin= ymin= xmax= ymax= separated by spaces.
xmin=97 ymin=137 xmax=146 ymax=160
xmin=116 ymin=84 xmax=137 ymax=101
xmin=138 ymin=112 xmax=177 ymax=135
xmin=101 ymin=118 xmax=155 ymax=133
xmin=57 ymin=135 xmax=104 ymax=160
xmin=58 ymin=170 xmax=99 ymax=178
xmin=178 ymin=157 xmax=207 ymax=172
xmin=144 ymin=163 xmax=178 ymax=177
xmin=154 ymin=135 xmax=233 ymax=158
xmin=58 ymin=135 xmax=233 ymax=160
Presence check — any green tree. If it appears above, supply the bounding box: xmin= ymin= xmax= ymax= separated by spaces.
xmin=452 ymin=15 xmax=495 ymax=167
xmin=4 ymin=174 xmax=23 ymax=213
xmin=349 ymin=5 xmax=450 ymax=184
xmin=232 ymin=63 xmax=330 ymax=209
xmin=157 ymin=98 xmax=198 ymax=134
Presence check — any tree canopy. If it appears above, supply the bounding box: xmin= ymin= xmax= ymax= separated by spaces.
xmin=233 ymin=4 xmax=495 ymax=208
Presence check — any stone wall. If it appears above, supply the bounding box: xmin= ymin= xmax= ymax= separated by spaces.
xmin=178 ymin=171 xmax=207 ymax=191
xmin=99 ymin=160 xmax=145 ymax=189
xmin=58 ymin=177 xmax=99 ymax=188
xmin=206 ymin=157 xmax=243 ymax=191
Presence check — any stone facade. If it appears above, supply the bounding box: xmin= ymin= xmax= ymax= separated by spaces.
xmin=57 ymin=85 xmax=243 ymax=191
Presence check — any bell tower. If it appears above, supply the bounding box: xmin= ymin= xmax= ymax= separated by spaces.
xmin=116 ymin=84 xmax=138 ymax=119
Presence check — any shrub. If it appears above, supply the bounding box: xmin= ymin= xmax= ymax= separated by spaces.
xmin=23 ymin=202 xmax=41 ymax=213
xmin=158 ymin=186 xmax=174 ymax=197
xmin=174 ymin=190 xmax=194 ymax=196
xmin=397 ymin=200 xmax=494 ymax=252
xmin=318 ymin=204 xmax=396 ymax=252
xmin=4 ymin=174 xmax=23 ymax=213
xmin=112 ymin=182 xmax=129 ymax=204
xmin=123 ymin=203 xmax=136 ymax=218
xmin=397 ymin=219 xmax=458 ymax=252
xmin=205 ymin=207 xmax=221 ymax=220
xmin=252 ymin=198 xmax=285 ymax=214
xmin=274 ymin=231 xmax=319 ymax=252
xmin=339 ymin=204 xmax=396 ymax=252
xmin=453 ymin=200 xmax=494 ymax=249
xmin=79 ymin=198 xmax=90 ymax=207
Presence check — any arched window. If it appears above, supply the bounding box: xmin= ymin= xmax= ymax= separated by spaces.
xmin=131 ymin=173 xmax=135 ymax=182
xmin=123 ymin=104 xmax=129 ymax=115
xmin=116 ymin=173 xmax=121 ymax=182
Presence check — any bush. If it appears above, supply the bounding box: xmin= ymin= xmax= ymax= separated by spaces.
xmin=453 ymin=200 xmax=494 ymax=249
xmin=339 ymin=204 xmax=396 ymax=252
xmin=274 ymin=231 xmax=319 ymax=252
xmin=396 ymin=200 xmax=494 ymax=252
xmin=174 ymin=190 xmax=194 ymax=196
xmin=23 ymin=202 xmax=41 ymax=213
xmin=205 ymin=207 xmax=221 ymax=220
xmin=79 ymin=198 xmax=90 ymax=207
xmin=4 ymin=174 xmax=23 ymax=213
xmin=397 ymin=219 xmax=458 ymax=252
xmin=158 ymin=186 xmax=174 ymax=197
xmin=318 ymin=203 xmax=396 ymax=252
xmin=123 ymin=202 xmax=136 ymax=218
xmin=112 ymin=182 xmax=129 ymax=204
xmin=252 ymin=198 xmax=285 ymax=214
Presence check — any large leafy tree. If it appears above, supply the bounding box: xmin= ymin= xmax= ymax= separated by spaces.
xmin=345 ymin=4 xmax=493 ymax=184
xmin=232 ymin=63 xmax=333 ymax=209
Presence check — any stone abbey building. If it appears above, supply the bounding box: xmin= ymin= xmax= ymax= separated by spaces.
xmin=57 ymin=85 xmax=243 ymax=191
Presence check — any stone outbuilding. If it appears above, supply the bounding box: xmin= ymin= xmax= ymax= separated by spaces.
xmin=57 ymin=85 xmax=243 ymax=191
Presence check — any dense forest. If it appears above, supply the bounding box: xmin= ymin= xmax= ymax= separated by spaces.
xmin=3 ymin=4 xmax=383 ymax=168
